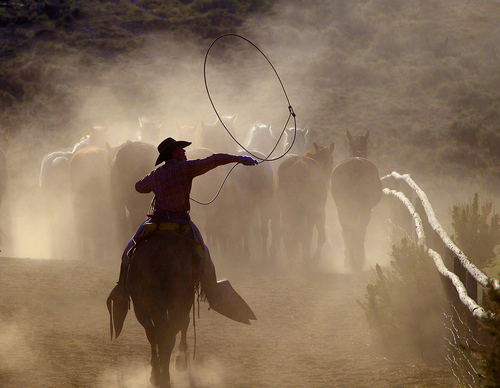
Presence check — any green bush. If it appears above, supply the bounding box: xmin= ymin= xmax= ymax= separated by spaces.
xmin=451 ymin=193 xmax=500 ymax=270
xmin=358 ymin=239 xmax=446 ymax=364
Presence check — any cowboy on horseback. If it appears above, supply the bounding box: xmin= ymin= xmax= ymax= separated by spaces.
xmin=108 ymin=137 xmax=258 ymax=328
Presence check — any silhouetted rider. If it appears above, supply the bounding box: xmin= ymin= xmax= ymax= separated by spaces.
xmin=107 ymin=137 xmax=258 ymax=324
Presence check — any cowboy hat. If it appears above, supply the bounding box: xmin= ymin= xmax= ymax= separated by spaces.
xmin=155 ymin=137 xmax=192 ymax=165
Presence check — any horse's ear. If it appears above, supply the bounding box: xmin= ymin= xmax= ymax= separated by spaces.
xmin=138 ymin=117 xmax=143 ymax=127
xmin=329 ymin=142 xmax=335 ymax=152
xmin=364 ymin=130 xmax=370 ymax=140
xmin=157 ymin=119 xmax=164 ymax=128
xmin=106 ymin=142 xmax=111 ymax=152
xmin=346 ymin=130 xmax=353 ymax=143
xmin=89 ymin=124 xmax=94 ymax=134
xmin=302 ymin=126 xmax=308 ymax=134
xmin=313 ymin=142 xmax=319 ymax=152
xmin=230 ymin=114 xmax=237 ymax=123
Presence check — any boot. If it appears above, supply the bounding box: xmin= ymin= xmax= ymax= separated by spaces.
xmin=109 ymin=262 xmax=129 ymax=301
xmin=106 ymin=262 xmax=130 ymax=339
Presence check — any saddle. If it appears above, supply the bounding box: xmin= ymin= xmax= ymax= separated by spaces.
xmin=134 ymin=221 xmax=190 ymax=243
xmin=128 ymin=221 xmax=201 ymax=260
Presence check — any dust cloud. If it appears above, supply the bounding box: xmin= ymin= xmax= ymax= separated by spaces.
xmin=0 ymin=0 xmax=489 ymax=386
xmin=2 ymin=1 xmax=395 ymax=270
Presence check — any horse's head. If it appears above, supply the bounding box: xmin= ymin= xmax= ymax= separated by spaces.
xmin=176 ymin=122 xmax=199 ymax=144
xmin=284 ymin=126 xmax=308 ymax=155
xmin=246 ymin=122 xmax=275 ymax=152
xmin=89 ymin=125 xmax=108 ymax=149
xmin=138 ymin=117 xmax=163 ymax=145
xmin=347 ymin=130 xmax=369 ymax=158
xmin=307 ymin=141 xmax=335 ymax=178
xmin=200 ymin=114 xmax=238 ymax=153
xmin=201 ymin=114 xmax=237 ymax=133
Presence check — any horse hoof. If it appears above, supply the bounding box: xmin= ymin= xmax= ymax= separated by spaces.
xmin=150 ymin=371 xmax=160 ymax=387
xmin=175 ymin=354 xmax=188 ymax=372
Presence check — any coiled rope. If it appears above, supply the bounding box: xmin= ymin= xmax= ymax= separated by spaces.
xmin=191 ymin=33 xmax=297 ymax=205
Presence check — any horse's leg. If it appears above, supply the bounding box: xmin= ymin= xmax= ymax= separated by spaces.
xmin=145 ymin=325 xmax=161 ymax=386
xmin=312 ymin=210 xmax=326 ymax=266
xmin=341 ymin=228 xmax=350 ymax=268
xmin=236 ymin=207 xmax=251 ymax=261
xmin=259 ymin=203 xmax=271 ymax=260
xmin=175 ymin=307 xmax=190 ymax=372
xmin=134 ymin=307 xmax=161 ymax=386
xmin=157 ymin=324 xmax=177 ymax=388
xmin=337 ymin=204 xmax=357 ymax=271
xmin=269 ymin=204 xmax=282 ymax=264
xmin=301 ymin=214 xmax=313 ymax=265
xmin=355 ymin=207 xmax=372 ymax=271
xmin=281 ymin=208 xmax=296 ymax=264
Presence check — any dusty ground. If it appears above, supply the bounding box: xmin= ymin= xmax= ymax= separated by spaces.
xmin=0 ymin=254 xmax=456 ymax=388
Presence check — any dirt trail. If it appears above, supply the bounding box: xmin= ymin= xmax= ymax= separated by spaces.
xmin=0 ymin=257 xmax=455 ymax=388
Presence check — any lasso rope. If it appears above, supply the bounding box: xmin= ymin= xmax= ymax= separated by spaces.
xmin=191 ymin=34 xmax=297 ymax=205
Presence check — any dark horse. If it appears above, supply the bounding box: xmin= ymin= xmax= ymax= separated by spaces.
xmin=330 ymin=130 xmax=382 ymax=272
xmin=276 ymin=142 xmax=335 ymax=267
xmin=127 ymin=232 xmax=197 ymax=388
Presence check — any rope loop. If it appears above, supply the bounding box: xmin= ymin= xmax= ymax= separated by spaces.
xmin=192 ymin=34 xmax=297 ymax=206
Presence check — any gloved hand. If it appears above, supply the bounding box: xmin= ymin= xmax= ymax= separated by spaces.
xmin=238 ymin=156 xmax=259 ymax=166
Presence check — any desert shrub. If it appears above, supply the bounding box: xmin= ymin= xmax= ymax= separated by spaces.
xmin=358 ymin=239 xmax=446 ymax=364
xmin=368 ymin=0 xmax=408 ymax=14
xmin=447 ymin=118 xmax=481 ymax=147
xmin=371 ymin=31 xmax=405 ymax=61
xmin=475 ymin=283 xmax=500 ymax=387
xmin=448 ymin=83 xmax=497 ymax=115
xmin=440 ymin=143 xmax=486 ymax=173
xmin=408 ymin=127 xmax=438 ymax=148
xmin=483 ymin=106 xmax=500 ymax=122
xmin=0 ymin=0 xmax=80 ymax=26
xmin=479 ymin=127 xmax=500 ymax=158
xmin=450 ymin=193 xmax=500 ymax=270
xmin=0 ymin=90 xmax=15 ymax=107
xmin=419 ymin=67 xmax=454 ymax=90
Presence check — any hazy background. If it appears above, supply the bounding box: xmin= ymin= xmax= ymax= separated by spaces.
xmin=1 ymin=0 xmax=499 ymax=266
xmin=2 ymin=1 xmax=499 ymax=386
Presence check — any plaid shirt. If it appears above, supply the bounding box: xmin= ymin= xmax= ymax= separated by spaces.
xmin=135 ymin=153 xmax=239 ymax=212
